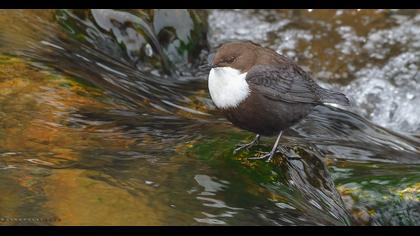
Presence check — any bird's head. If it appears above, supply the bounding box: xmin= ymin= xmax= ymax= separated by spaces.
xmin=211 ymin=41 xmax=259 ymax=73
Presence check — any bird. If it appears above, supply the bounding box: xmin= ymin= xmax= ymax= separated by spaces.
xmin=204 ymin=41 xmax=349 ymax=162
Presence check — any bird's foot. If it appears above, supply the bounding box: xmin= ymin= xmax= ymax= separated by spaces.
xmin=248 ymin=150 xmax=276 ymax=162
xmin=248 ymin=147 xmax=299 ymax=162
xmin=248 ymin=146 xmax=302 ymax=162
xmin=233 ymin=142 xmax=257 ymax=154
xmin=233 ymin=136 xmax=260 ymax=154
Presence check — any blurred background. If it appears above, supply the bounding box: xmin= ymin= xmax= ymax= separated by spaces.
xmin=0 ymin=9 xmax=419 ymax=225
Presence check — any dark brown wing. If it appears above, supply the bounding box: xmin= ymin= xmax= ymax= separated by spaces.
xmin=246 ymin=64 xmax=349 ymax=105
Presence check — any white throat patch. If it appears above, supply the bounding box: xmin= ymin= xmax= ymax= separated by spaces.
xmin=208 ymin=67 xmax=250 ymax=109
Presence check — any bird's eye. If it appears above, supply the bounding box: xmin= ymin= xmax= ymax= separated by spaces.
xmin=225 ymin=57 xmax=236 ymax=63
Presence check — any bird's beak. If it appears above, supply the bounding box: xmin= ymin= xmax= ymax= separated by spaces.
xmin=199 ymin=63 xmax=216 ymax=70
xmin=207 ymin=52 xmax=215 ymax=65
xmin=199 ymin=52 xmax=217 ymax=70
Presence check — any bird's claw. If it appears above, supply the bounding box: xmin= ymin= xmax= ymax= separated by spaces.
xmin=248 ymin=151 xmax=276 ymax=162
xmin=233 ymin=137 xmax=259 ymax=154
xmin=233 ymin=143 xmax=253 ymax=154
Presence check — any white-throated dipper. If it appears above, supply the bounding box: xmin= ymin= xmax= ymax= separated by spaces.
xmin=205 ymin=41 xmax=349 ymax=162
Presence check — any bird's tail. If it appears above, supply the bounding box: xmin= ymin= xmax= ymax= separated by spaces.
xmin=319 ymin=88 xmax=350 ymax=106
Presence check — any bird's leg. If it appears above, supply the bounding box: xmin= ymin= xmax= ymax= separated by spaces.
xmin=233 ymin=134 xmax=260 ymax=154
xmin=248 ymin=131 xmax=283 ymax=162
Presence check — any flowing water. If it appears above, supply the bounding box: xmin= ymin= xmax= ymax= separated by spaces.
xmin=0 ymin=9 xmax=419 ymax=226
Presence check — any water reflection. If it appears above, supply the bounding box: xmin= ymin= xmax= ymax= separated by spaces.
xmin=193 ymin=174 xmax=242 ymax=225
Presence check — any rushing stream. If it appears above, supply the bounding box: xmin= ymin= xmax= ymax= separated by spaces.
xmin=0 ymin=9 xmax=419 ymax=225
